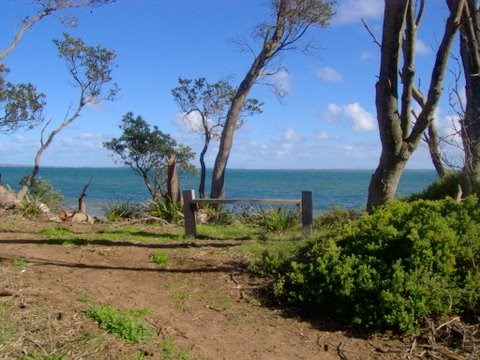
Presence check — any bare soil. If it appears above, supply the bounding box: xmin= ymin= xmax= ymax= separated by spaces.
xmin=0 ymin=215 xmax=469 ymax=359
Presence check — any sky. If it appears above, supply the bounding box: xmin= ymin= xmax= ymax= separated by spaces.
xmin=0 ymin=0 xmax=461 ymax=169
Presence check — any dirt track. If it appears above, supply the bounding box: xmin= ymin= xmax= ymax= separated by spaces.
xmin=0 ymin=218 xmax=407 ymax=359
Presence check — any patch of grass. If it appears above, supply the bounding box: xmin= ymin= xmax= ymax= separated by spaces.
xmin=83 ymin=304 xmax=152 ymax=344
xmin=197 ymin=223 xmax=258 ymax=240
xmin=12 ymin=258 xmax=28 ymax=269
xmin=77 ymin=293 xmax=96 ymax=303
xmin=158 ymin=336 xmax=197 ymax=360
xmin=40 ymin=227 xmax=75 ymax=237
xmin=151 ymin=250 xmax=169 ymax=266
xmin=170 ymin=290 xmax=190 ymax=311
xmin=103 ymin=199 xmax=144 ymax=221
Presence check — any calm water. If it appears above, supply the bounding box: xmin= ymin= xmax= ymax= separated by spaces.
xmin=0 ymin=167 xmax=439 ymax=214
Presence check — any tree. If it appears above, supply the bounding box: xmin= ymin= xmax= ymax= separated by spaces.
xmin=103 ymin=112 xmax=195 ymax=204
xmin=171 ymin=77 xmax=262 ymax=198
xmin=0 ymin=0 xmax=115 ymax=134
xmin=455 ymin=0 xmax=480 ymax=195
xmin=210 ymin=0 xmax=335 ymax=198
xmin=366 ymin=0 xmax=464 ymax=211
xmin=17 ymin=33 xmax=118 ymax=200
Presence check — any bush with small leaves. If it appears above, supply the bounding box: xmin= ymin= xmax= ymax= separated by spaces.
xmin=261 ymin=197 xmax=480 ymax=333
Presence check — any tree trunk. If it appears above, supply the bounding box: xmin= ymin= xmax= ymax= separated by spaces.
xmin=198 ymin=134 xmax=210 ymax=199
xmin=368 ymin=152 xmax=408 ymax=209
xmin=426 ymin=122 xmax=447 ymax=177
xmin=167 ymin=154 xmax=181 ymax=205
xmin=210 ymin=0 xmax=288 ymax=198
xmin=458 ymin=0 xmax=480 ymax=195
xmin=367 ymin=0 xmax=463 ymax=211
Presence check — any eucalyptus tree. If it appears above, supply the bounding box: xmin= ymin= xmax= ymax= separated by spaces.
xmin=104 ymin=112 xmax=195 ymax=205
xmin=366 ymin=0 xmax=464 ymax=211
xmin=210 ymin=0 xmax=335 ymax=199
xmin=0 ymin=0 xmax=115 ymax=134
xmin=17 ymin=33 xmax=118 ymax=200
xmin=171 ymin=77 xmax=262 ymax=198
xmin=453 ymin=0 xmax=480 ymax=195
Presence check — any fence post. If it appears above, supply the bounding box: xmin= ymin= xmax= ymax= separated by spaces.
xmin=183 ymin=189 xmax=196 ymax=238
xmin=301 ymin=191 xmax=313 ymax=236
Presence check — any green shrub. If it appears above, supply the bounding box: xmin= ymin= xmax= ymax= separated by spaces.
xmin=409 ymin=172 xmax=460 ymax=200
xmin=314 ymin=206 xmax=360 ymax=231
xmin=263 ymin=197 xmax=480 ymax=333
xmin=151 ymin=250 xmax=169 ymax=266
xmin=148 ymin=200 xmax=183 ymax=223
xmin=241 ymin=206 xmax=299 ymax=233
xmin=103 ymin=199 xmax=144 ymax=221
xmin=20 ymin=176 xmax=64 ymax=211
xmin=83 ymin=304 xmax=151 ymax=343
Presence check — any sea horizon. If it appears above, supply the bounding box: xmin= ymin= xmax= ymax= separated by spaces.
xmin=0 ymin=167 xmax=440 ymax=216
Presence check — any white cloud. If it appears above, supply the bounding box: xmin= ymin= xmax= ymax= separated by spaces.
xmin=79 ymin=133 xmax=105 ymax=139
xmin=268 ymin=69 xmax=292 ymax=96
xmin=316 ymin=66 xmax=343 ymax=82
xmin=359 ymin=51 xmax=374 ymax=61
xmin=313 ymin=131 xmax=330 ymax=140
xmin=323 ymin=102 xmax=376 ymax=132
xmin=334 ymin=0 xmax=384 ymax=25
xmin=282 ymin=127 xmax=301 ymax=143
xmin=416 ymin=39 xmax=432 ymax=55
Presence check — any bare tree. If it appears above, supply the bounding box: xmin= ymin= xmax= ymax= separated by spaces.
xmin=366 ymin=0 xmax=463 ymax=211
xmin=210 ymin=0 xmax=335 ymax=199
xmin=0 ymin=0 xmax=115 ymax=136
xmin=453 ymin=0 xmax=480 ymax=195
xmin=0 ymin=0 xmax=115 ymax=61
xmin=17 ymin=33 xmax=118 ymax=200
xmin=171 ymin=77 xmax=262 ymax=198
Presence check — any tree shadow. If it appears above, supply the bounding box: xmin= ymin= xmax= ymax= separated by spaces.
xmin=0 ymin=238 xmax=239 ymax=249
xmin=0 ymin=255 xmax=245 ymax=274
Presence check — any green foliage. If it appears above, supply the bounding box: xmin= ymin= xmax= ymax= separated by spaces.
xmin=409 ymin=172 xmax=461 ymax=200
xmin=103 ymin=199 xmax=144 ymax=221
xmin=314 ymin=206 xmax=359 ymax=230
xmin=83 ymin=304 xmax=151 ymax=344
xmin=0 ymin=63 xmax=45 ymax=133
xmin=158 ymin=336 xmax=197 ymax=360
xmin=151 ymin=250 xmax=169 ymax=266
xmin=241 ymin=206 xmax=300 ymax=233
xmin=21 ymin=176 xmax=64 ymax=211
xmin=54 ymin=33 xmax=118 ymax=103
xmin=103 ymin=112 xmax=195 ymax=202
xmin=12 ymin=258 xmax=28 ymax=269
xmin=262 ymin=197 xmax=480 ymax=333
xmin=40 ymin=227 xmax=75 ymax=237
xmin=149 ymin=200 xmax=183 ymax=223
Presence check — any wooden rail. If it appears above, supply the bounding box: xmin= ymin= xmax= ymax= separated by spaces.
xmin=182 ymin=189 xmax=313 ymax=238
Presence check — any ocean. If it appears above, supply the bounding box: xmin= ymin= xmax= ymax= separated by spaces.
xmin=0 ymin=167 xmax=439 ymax=215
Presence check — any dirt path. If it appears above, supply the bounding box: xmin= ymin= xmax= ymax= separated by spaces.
xmin=0 ymin=219 xmax=407 ymax=359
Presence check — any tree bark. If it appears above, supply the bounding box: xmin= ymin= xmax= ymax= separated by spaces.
xmin=167 ymin=154 xmax=181 ymax=205
xmin=367 ymin=0 xmax=463 ymax=211
xmin=210 ymin=0 xmax=288 ymax=198
xmin=458 ymin=0 xmax=480 ymax=194
xmin=198 ymin=133 xmax=210 ymax=199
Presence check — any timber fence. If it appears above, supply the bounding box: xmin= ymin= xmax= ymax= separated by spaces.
xmin=182 ymin=189 xmax=313 ymax=238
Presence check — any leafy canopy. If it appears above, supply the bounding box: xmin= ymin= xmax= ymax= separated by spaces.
xmin=103 ymin=112 xmax=195 ymax=201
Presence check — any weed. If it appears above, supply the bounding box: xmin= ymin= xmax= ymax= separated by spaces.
xmin=158 ymin=336 xmax=196 ymax=360
xmin=83 ymin=304 xmax=152 ymax=344
xmin=12 ymin=258 xmax=28 ymax=269
xmin=103 ymin=199 xmax=144 ymax=221
xmin=171 ymin=290 xmax=190 ymax=311
xmin=77 ymin=293 xmax=96 ymax=303
xmin=151 ymin=250 xmax=169 ymax=266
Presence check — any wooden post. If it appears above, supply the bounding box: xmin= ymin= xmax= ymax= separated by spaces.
xmin=183 ymin=189 xmax=196 ymax=238
xmin=301 ymin=191 xmax=313 ymax=236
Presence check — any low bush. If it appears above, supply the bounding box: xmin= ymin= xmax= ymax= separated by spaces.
xmin=103 ymin=199 xmax=144 ymax=221
xmin=148 ymin=200 xmax=183 ymax=224
xmin=409 ymin=172 xmax=461 ymax=200
xmin=21 ymin=176 xmax=64 ymax=212
xmin=259 ymin=197 xmax=480 ymax=333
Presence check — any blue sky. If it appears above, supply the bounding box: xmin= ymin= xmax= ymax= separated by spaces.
xmin=0 ymin=0 xmax=459 ymax=169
